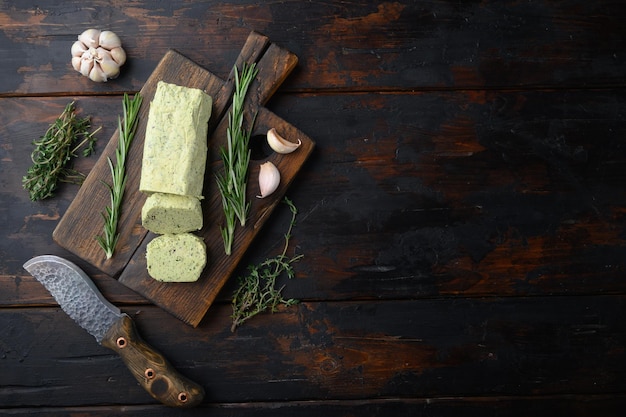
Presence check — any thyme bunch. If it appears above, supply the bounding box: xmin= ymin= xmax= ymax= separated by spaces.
xmin=22 ymin=101 xmax=100 ymax=201
xmin=231 ymin=197 xmax=303 ymax=331
xmin=96 ymin=93 xmax=142 ymax=259
xmin=216 ymin=62 xmax=258 ymax=255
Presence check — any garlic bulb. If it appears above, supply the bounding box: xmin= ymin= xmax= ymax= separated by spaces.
xmin=257 ymin=161 xmax=280 ymax=199
xmin=71 ymin=29 xmax=126 ymax=82
xmin=266 ymin=128 xmax=302 ymax=154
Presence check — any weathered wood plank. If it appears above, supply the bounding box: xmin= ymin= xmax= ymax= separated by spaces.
xmin=2 ymin=87 xmax=626 ymax=307
xmin=2 ymin=395 xmax=625 ymax=417
xmin=0 ymin=1 xmax=625 ymax=95
xmin=265 ymin=89 xmax=626 ymax=301
xmin=1 ymin=296 xmax=625 ymax=406
xmin=3 ymin=0 xmax=625 ymax=415
xmin=0 ymin=0 xmax=626 ymax=417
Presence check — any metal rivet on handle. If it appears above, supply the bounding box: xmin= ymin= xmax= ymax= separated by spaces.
xmin=116 ymin=337 xmax=127 ymax=348
xmin=144 ymin=368 xmax=155 ymax=379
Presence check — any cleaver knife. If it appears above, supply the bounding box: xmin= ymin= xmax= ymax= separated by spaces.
xmin=23 ymin=255 xmax=205 ymax=408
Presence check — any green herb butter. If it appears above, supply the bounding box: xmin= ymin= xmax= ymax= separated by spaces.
xmin=139 ymin=81 xmax=212 ymax=198
xmin=146 ymin=233 xmax=207 ymax=282
xmin=142 ymin=192 xmax=202 ymax=234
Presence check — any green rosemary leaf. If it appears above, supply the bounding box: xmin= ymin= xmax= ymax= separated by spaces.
xmin=216 ymin=61 xmax=258 ymax=255
xmin=96 ymin=93 xmax=142 ymax=259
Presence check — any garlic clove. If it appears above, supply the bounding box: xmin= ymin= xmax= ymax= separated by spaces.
xmin=71 ymin=56 xmax=82 ymax=72
xmin=99 ymin=56 xmax=120 ymax=79
xmin=95 ymin=47 xmax=112 ymax=61
xmin=71 ymin=40 xmax=87 ymax=57
xmin=267 ymin=128 xmax=302 ymax=154
xmin=79 ymin=57 xmax=94 ymax=77
xmin=99 ymin=30 xmax=121 ymax=49
xmin=78 ymin=29 xmax=101 ymax=49
xmin=110 ymin=47 xmax=126 ymax=66
xmin=89 ymin=61 xmax=107 ymax=82
xmin=257 ymin=161 xmax=280 ymax=199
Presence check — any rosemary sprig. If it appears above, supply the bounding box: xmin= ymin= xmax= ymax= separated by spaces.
xmin=216 ymin=62 xmax=258 ymax=255
xmin=231 ymin=197 xmax=303 ymax=332
xmin=96 ymin=93 xmax=142 ymax=259
xmin=22 ymin=101 xmax=100 ymax=201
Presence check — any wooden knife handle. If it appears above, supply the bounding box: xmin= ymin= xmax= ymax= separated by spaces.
xmin=101 ymin=314 xmax=205 ymax=407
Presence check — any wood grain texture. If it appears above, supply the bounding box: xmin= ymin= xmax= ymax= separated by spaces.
xmin=1 ymin=1 xmax=625 ymax=95
xmin=2 ymin=0 xmax=626 ymax=415
xmin=1 ymin=297 xmax=625 ymax=406
xmin=2 ymin=396 xmax=626 ymax=417
xmin=3 ymin=89 xmax=625 ymax=305
xmin=264 ymin=89 xmax=626 ymax=301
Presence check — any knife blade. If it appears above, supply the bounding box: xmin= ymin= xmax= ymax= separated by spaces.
xmin=23 ymin=255 xmax=205 ymax=408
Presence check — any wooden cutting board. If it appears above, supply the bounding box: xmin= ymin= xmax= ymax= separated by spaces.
xmin=53 ymin=32 xmax=315 ymax=327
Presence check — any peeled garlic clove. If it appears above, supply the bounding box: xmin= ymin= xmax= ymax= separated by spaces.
xmin=89 ymin=62 xmax=107 ymax=82
xmin=267 ymin=128 xmax=302 ymax=154
xmin=78 ymin=28 xmax=101 ymax=49
xmin=71 ymin=40 xmax=87 ymax=57
xmin=110 ymin=46 xmax=126 ymax=65
xmin=257 ymin=161 xmax=280 ymax=199
xmin=99 ymin=30 xmax=121 ymax=49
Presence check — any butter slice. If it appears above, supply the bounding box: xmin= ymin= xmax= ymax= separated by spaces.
xmin=140 ymin=81 xmax=212 ymax=198
xmin=142 ymin=192 xmax=202 ymax=234
xmin=146 ymin=233 xmax=207 ymax=282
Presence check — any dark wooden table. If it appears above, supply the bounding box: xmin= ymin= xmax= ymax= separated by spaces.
xmin=2 ymin=1 xmax=626 ymax=415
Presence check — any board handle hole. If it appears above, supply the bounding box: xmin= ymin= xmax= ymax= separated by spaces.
xmin=249 ymin=135 xmax=275 ymax=161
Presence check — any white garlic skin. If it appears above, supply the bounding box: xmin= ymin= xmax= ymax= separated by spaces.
xmin=71 ymin=56 xmax=82 ymax=72
xmin=71 ymin=40 xmax=87 ymax=57
xmin=71 ymin=29 xmax=126 ymax=82
xmin=257 ymin=161 xmax=281 ymax=199
xmin=79 ymin=57 xmax=93 ymax=77
xmin=99 ymin=55 xmax=120 ymax=79
xmin=266 ymin=128 xmax=302 ymax=154
xmin=110 ymin=47 xmax=126 ymax=66
xmin=78 ymin=29 xmax=100 ymax=48
xmin=98 ymin=31 xmax=121 ymax=49
xmin=89 ymin=62 xmax=107 ymax=82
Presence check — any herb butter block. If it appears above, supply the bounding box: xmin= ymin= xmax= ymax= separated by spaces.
xmin=146 ymin=233 xmax=207 ymax=282
xmin=139 ymin=81 xmax=212 ymax=198
xmin=142 ymin=192 xmax=203 ymax=234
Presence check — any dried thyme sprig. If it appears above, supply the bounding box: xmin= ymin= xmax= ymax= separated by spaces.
xmin=216 ymin=62 xmax=258 ymax=255
xmin=96 ymin=93 xmax=142 ymax=259
xmin=22 ymin=101 xmax=100 ymax=201
xmin=231 ymin=197 xmax=303 ymax=331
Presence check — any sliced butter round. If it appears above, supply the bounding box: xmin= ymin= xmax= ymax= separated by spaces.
xmin=142 ymin=192 xmax=203 ymax=234
xmin=146 ymin=233 xmax=207 ymax=282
